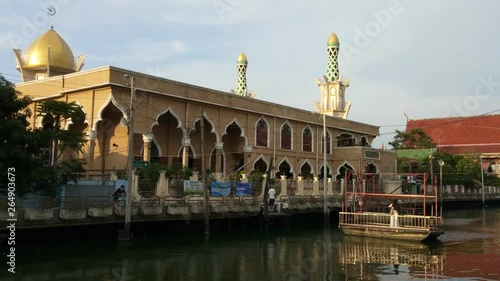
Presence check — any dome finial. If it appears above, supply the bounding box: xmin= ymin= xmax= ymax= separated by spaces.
xmin=47 ymin=6 xmax=56 ymax=29
xmin=237 ymin=52 xmax=247 ymax=64
xmin=327 ymin=32 xmax=339 ymax=45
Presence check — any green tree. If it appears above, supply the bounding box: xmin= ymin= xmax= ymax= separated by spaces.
xmin=35 ymin=100 xmax=87 ymax=196
xmin=389 ymin=128 xmax=436 ymax=149
xmin=0 ymin=75 xmax=39 ymax=195
xmin=36 ymin=100 xmax=87 ymax=162
xmin=0 ymin=75 xmax=87 ymax=197
xmin=455 ymin=157 xmax=481 ymax=187
xmin=399 ymin=150 xmax=490 ymax=188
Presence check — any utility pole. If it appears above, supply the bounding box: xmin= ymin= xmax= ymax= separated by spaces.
xmin=480 ymin=156 xmax=485 ymax=208
xmin=122 ymin=73 xmax=135 ymax=241
xmin=322 ymin=113 xmax=328 ymax=223
xmin=201 ymin=109 xmax=209 ymax=236
xmin=429 ymin=150 xmax=434 ymax=196
xmin=438 ymin=160 xmax=444 ymax=217
xmin=263 ymin=157 xmax=274 ymax=220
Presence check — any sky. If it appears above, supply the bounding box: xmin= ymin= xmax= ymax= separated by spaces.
xmin=1 ymin=0 xmax=500 ymax=149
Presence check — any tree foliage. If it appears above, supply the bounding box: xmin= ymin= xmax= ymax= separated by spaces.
xmin=0 ymin=75 xmax=38 ymax=195
xmin=397 ymin=151 xmax=500 ymax=188
xmin=389 ymin=128 xmax=436 ymax=149
xmin=36 ymin=100 xmax=87 ymax=162
xmin=137 ymin=162 xmax=193 ymax=182
xmin=0 ymin=75 xmax=87 ymax=197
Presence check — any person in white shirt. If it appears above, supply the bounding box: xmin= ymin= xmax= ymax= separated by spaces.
xmin=268 ymin=186 xmax=276 ymax=211
xmin=388 ymin=199 xmax=401 ymax=227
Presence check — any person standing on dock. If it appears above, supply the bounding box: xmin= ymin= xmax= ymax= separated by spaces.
xmin=268 ymin=186 xmax=276 ymax=212
xmin=388 ymin=199 xmax=401 ymax=227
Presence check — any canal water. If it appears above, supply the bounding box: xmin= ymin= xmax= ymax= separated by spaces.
xmin=2 ymin=207 xmax=499 ymax=281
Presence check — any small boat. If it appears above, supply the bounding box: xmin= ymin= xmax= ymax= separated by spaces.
xmin=338 ymin=172 xmax=444 ymax=242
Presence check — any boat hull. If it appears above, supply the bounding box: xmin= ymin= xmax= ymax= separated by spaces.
xmin=339 ymin=224 xmax=444 ymax=242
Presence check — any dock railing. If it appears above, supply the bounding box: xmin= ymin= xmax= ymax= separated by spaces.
xmin=339 ymin=211 xmax=443 ymax=231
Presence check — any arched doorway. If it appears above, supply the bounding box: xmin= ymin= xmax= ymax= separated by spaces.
xmin=278 ymin=160 xmax=294 ymax=179
xmin=300 ymin=162 xmax=313 ymax=179
xmin=337 ymin=163 xmax=355 ymax=183
xmin=254 ymin=158 xmax=268 ymax=173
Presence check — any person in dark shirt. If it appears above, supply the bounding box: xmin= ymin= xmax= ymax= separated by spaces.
xmin=113 ymin=185 xmax=126 ymax=201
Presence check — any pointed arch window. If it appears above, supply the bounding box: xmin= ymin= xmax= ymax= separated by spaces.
xmin=300 ymin=162 xmax=313 ymax=179
xmin=256 ymin=118 xmax=268 ymax=147
xmin=281 ymin=123 xmax=292 ymax=149
xmin=278 ymin=161 xmax=292 ymax=178
xmin=302 ymin=127 xmax=312 ymax=152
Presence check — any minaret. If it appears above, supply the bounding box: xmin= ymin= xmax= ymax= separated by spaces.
xmin=315 ymin=32 xmax=351 ymax=119
xmin=326 ymin=33 xmax=340 ymax=82
xmin=236 ymin=52 xmax=248 ymax=96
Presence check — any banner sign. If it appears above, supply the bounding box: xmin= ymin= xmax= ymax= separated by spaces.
xmin=210 ymin=182 xmax=231 ymax=197
xmin=235 ymin=182 xmax=253 ymax=196
xmin=183 ymin=180 xmax=203 ymax=195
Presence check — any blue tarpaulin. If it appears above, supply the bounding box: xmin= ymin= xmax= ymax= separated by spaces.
xmin=235 ymin=182 xmax=253 ymax=196
xmin=211 ymin=182 xmax=231 ymax=197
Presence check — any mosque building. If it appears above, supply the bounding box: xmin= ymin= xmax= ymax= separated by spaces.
xmin=12 ymin=25 xmax=396 ymax=181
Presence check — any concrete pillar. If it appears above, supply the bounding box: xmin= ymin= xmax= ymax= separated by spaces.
xmin=133 ymin=173 xmax=140 ymax=200
xmin=327 ymin=178 xmax=333 ymax=196
xmin=86 ymin=131 xmax=97 ymax=168
xmin=157 ymin=170 xmax=168 ymax=197
xmin=190 ymin=171 xmax=199 ymax=181
xmin=296 ymin=176 xmax=304 ymax=196
xmin=243 ymin=145 xmax=252 ymax=174
xmin=182 ymin=137 xmax=191 ymax=167
xmin=280 ymin=175 xmax=286 ymax=197
xmin=312 ymin=176 xmax=320 ymax=196
xmin=215 ymin=142 xmax=223 ymax=174
xmin=240 ymin=173 xmax=248 ymax=183
xmin=216 ymin=173 xmax=224 ymax=182
xmin=142 ymin=134 xmax=154 ymax=162
xmin=340 ymin=178 xmax=345 ymax=196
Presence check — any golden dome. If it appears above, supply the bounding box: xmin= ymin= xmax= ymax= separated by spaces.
xmin=327 ymin=32 xmax=339 ymax=44
xmin=237 ymin=52 xmax=248 ymax=63
xmin=24 ymin=29 xmax=75 ymax=70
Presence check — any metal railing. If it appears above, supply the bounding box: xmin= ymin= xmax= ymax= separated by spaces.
xmin=339 ymin=212 xmax=443 ymax=230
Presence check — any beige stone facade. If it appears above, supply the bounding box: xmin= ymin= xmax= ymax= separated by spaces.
xmin=14 ymin=30 xmax=396 ymax=181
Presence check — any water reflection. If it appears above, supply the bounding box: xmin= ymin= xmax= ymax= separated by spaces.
xmin=339 ymin=236 xmax=444 ymax=280
xmin=2 ymin=208 xmax=499 ymax=281
xmin=2 ymin=229 xmax=444 ymax=281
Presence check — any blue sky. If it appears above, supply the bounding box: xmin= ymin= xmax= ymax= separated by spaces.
xmin=2 ymin=0 xmax=500 ymax=149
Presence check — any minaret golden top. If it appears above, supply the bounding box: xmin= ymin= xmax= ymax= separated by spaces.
xmin=327 ymin=33 xmax=339 ymax=45
xmin=237 ymin=52 xmax=248 ymax=64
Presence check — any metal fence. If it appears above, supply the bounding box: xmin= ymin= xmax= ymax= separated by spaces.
xmin=60 ymin=180 xmax=116 ymax=201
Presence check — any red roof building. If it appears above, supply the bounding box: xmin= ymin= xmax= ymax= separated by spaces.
xmin=406 ymin=115 xmax=500 ymax=175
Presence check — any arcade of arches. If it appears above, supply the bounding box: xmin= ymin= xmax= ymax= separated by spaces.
xmin=21 ymin=67 xmax=396 ymax=181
